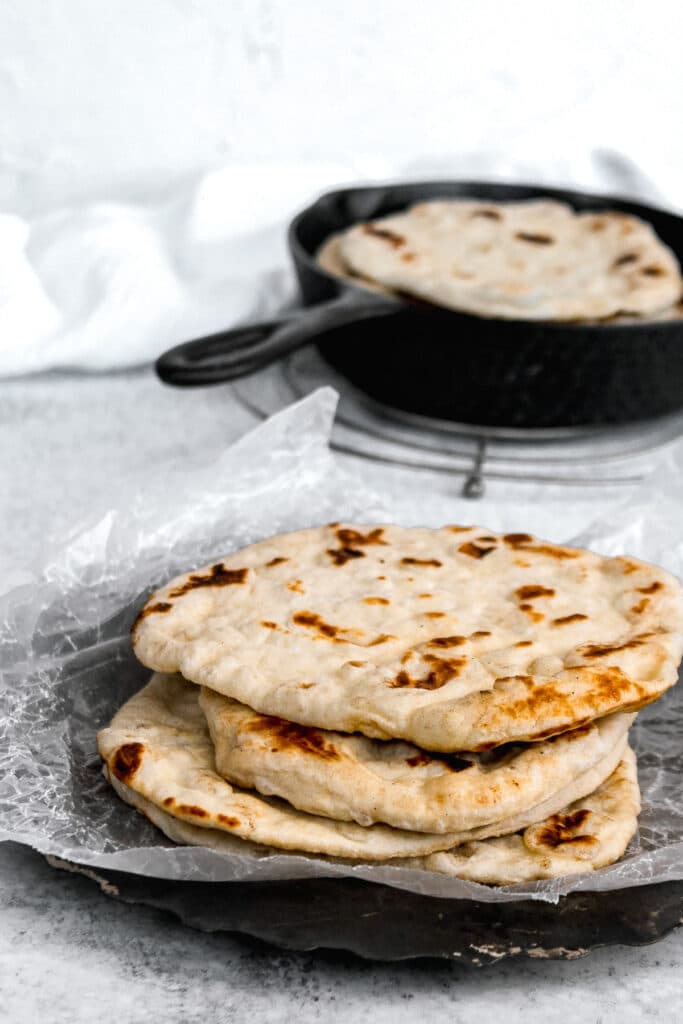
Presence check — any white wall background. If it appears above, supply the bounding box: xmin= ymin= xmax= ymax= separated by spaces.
xmin=1 ymin=0 xmax=683 ymax=215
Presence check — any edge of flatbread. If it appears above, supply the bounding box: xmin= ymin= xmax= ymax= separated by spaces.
xmin=404 ymin=745 xmax=640 ymax=884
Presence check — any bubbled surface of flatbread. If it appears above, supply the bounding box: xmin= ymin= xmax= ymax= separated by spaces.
xmin=97 ymin=673 xmax=466 ymax=859
xmin=336 ymin=199 xmax=683 ymax=321
xmin=131 ymin=524 xmax=683 ymax=752
xmin=202 ymin=684 xmax=632 ymax=833
xmin=404 ymin=746 xmax=640 ymax=884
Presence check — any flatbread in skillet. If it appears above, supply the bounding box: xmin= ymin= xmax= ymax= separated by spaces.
xmin=336 ymin=199 xmax=683 ymax=321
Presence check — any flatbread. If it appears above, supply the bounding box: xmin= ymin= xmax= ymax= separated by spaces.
xmin=107 ymin=731 xmax=640 ymax=884
xmin=201 ymin=685 xmax=632 ymax=833
xmin=405 ymin=746 xmax=640 ymax=884
xmin=316 ymin=233 xmax=391 ymax=295
xmin=336 ymin=199 xmax=683 ymax=321
xmin=318 ymin=229 xmax=683 ymax=324
xmin=131 ymin=524 xmax=683 ymax=751
xmin=97 ymin=673 xmax=464 ymax=859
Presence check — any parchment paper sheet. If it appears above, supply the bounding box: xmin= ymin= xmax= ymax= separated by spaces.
xmin=2 ymin=387 xmax=682 ymax=903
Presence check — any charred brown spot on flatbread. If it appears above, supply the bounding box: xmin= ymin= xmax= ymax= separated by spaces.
xmin=459 ymin=541 xmax=496 ymax=559
xmin=261 ymin=620 xmax=285 ymax=631
xmin=177 ymin=803 xmax=208 ymax=818
xmin=427 ymin=635 xmax=467 ymax=648
xmin=579 ymin=635 xmax=652 ymax=658
xmin=613 ymin=252 xmax=639 ymax=268
xmin=369 ymin=633 xmax=396 ymax=645
xmin=347 ymin=660 xmax=365 ymax=668
xmin=503 ymin=534 xmax=579 ymax=560
xmin=446 ymin=525 xmax=472 ymax=533
xmin=327 ymin=546 xmax=365 ymax=566
xmin=631 ymin=599 xmax=649 ymax=616
xmin=471 ymin=209 xmax=502 ymax=221
xmin=616 ymin=558 xmax=640 ymax=574
xmin=534 ymin=808 xmax=596 ymax=848
xmin=337 ymin=527 xmax=387 ymax=547
xmin=515 ymin=231 xmax=554 ymax=245
xmin=364 ymin=596 xmax=390 ymax=605
xmin=471 ymin=630 xmax=492 ymax=638
xmin=515 ymin=640 xmax=534 ymax=647
xmin=292 ymin=611 xmax=349 ymax=640
xmin=327 ymin=527 xmax=387 ymax=567
xmin=265 ymin=557 xmax=288 ymax=567
xmin=637 ymin=582 xmax=663 ymax=595
xmin=425 ymin=611 xmax=446 ymax=618
xmin=169 ymin=564 xmax=248 ymax=597
xmin=247 ymin=715 xmax=341 ymax=761
xmin=515 ymin=585 xmax=555 ymax=601
xmin=388 ymin=654 xmax=467 ymax=690
xmin=401 ymin=252 xmax=416 ymax=262
xmin=401 ymin=557 xmax=443 ymax=567
xmin=362 ymin=224 xmax=406 ymax=248
xmin=489 ymin=668 xmax=641 ymax=747
xmin=130 ymin=601 xmax=173 ymax=635
xmin=111 ymin=742 xmax=144 ymax=783
xmin=217 ymin=814 xmax=241 ymax=827
xmin=642 ymin=264 xmax=665 ymax=277
xmin=287 ymin=579 xmax=305 ymax=593
xmin=553 ymin=613 xmax=588 ymax=626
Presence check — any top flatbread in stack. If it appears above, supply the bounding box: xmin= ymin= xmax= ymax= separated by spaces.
xmin=132 ymin=523 xmax=683 ymax=752
xmin=326 ymin=199 xmax=683 ymax=321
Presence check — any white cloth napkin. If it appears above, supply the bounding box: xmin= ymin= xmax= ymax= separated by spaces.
xmin=0 ymin=150 xmax=678 ymax=377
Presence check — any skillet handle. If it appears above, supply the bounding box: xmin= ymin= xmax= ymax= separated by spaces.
xmin=155 ymin=293 xmax=396 ymax=386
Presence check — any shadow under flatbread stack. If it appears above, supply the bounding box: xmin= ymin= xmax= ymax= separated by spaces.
xmin=98 ymin=523 xmax=683 ymax=884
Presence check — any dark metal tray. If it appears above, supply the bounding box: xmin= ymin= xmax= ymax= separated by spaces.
xmin=48 ymin=858 xmax=683 ymax=965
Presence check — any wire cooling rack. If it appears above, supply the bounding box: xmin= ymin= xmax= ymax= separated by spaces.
xmin=232 ymin=347 xmax=683 ymax=497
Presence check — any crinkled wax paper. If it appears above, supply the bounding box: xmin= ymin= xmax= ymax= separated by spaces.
xmin=1 ymin=386 xmax=683 ymax=904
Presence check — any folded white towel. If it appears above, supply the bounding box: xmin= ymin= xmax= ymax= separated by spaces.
xmin=0 ymin=151 xmax=675 ymax=376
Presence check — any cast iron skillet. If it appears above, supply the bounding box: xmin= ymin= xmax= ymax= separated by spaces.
xmin=156 ymin=181 xmax=683 ymax=428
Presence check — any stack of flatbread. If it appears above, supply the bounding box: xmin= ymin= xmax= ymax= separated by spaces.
xmin=99 ymin=524 xmax=683 ymax=885
xmin=317 ymin=199 xmax=683 ymax=323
